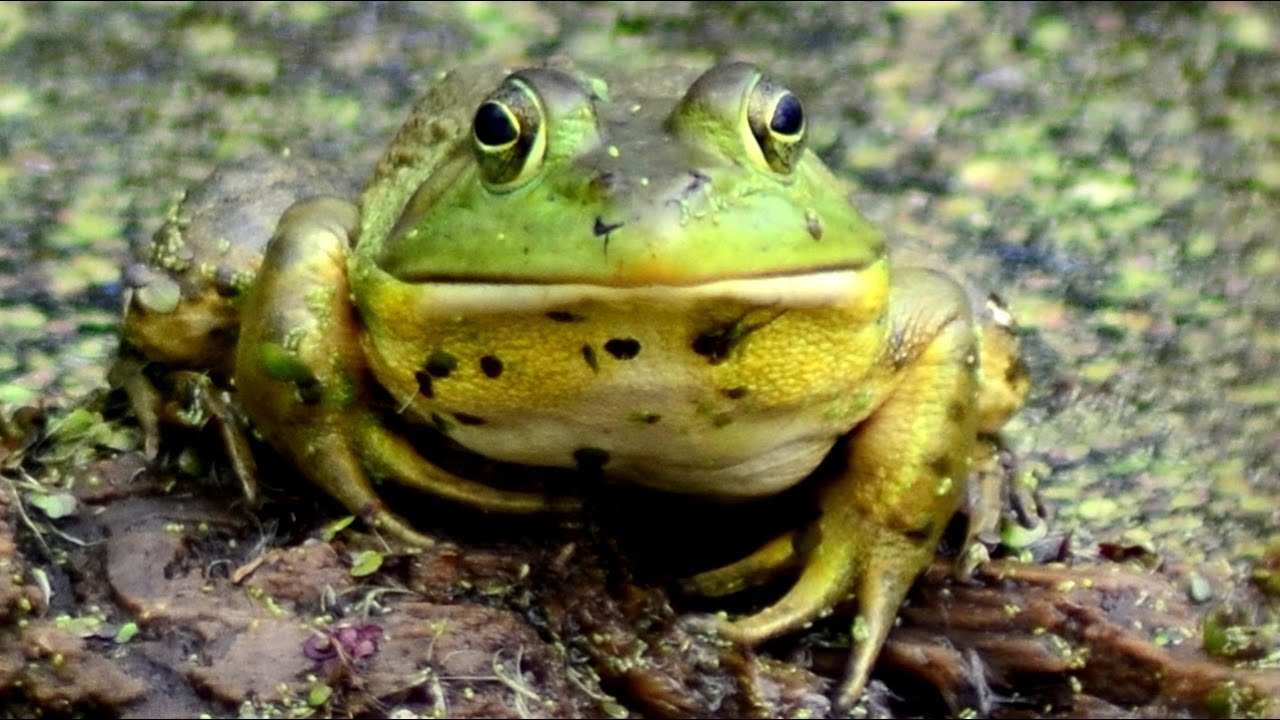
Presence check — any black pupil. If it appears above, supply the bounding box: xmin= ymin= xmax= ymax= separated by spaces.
xmin=474 ymin=102 xmax=518 ymax=146
xmin=769 ymin=94 xmax=803 ymax=135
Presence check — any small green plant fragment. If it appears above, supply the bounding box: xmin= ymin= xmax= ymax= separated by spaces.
xmin=319 ymin=515 xmax=355 ymax=542
xmin=1202 ymin=680 xmax=1268 ymax=718
xmin=1001 ymin=517 xmax=1047 ymax=550
xmin=307 ymin=683 xmax=332 ymax=707
xmin=114 ymin=622 xmax=139 ymax=643
xmin=350 ymin=550 xmax=383 ymax=577
xmin=28 ymin=491 xmax=77 ymax=519
xmin=54 ymin=614 xmax=102 ymax=638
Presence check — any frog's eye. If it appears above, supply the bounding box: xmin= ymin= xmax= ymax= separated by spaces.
xmin=746 ymin=79 xmax=806 ymax=174
xmin=472 ymin=76 xmax=547 ymax=191
xmin=672 ymin=63 xmax=809 ymax=177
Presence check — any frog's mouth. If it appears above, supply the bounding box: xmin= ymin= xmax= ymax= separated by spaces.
xmin=405 ymin=265 xmax=886 ymax=314
xmin=399 ymin=260 xmax=873 ymax=287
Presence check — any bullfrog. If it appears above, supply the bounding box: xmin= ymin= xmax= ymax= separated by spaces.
xmin=117 ymin=61 xmax=1028 ymax=708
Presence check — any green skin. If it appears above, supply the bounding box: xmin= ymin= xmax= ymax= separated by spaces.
xmin=120 ymin=62 xmax=1027 ymax=709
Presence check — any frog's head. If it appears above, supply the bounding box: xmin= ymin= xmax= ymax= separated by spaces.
xmin=369 ymin=62 xmax=884 ymax=288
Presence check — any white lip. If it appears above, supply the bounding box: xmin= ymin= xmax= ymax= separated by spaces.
xmin=411 ymin=268 xmax=875 ymax=314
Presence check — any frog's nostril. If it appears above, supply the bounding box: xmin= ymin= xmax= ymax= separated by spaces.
xmin=679 ymin=170 xmax=710 ymax=199
xmin=590 ymin=171 xmax=618 ymax=194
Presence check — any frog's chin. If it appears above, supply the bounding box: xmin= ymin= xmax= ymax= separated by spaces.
xmin=407 ymin=266 xmax=884 ymax=314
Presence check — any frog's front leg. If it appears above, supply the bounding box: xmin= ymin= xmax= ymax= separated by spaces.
xmin=235 ymin=198 xmax=577 ymax=546
xmin=694 ymin=269 xmax=982 ymax=709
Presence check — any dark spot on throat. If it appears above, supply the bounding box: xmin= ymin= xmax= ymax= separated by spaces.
xmin=573 ymin=447 xmax=611 ymax=471
xmin=546 ymin=310 xmax=586 ymax=323
xmin=424 ymin=350 xmax=458 ymax=378
xmin=453 ymin=412 xmax=487 ymax=426
xmin=479 ymin=355 xmax=504 ymax=378
xmin=691 ymin=311 xmax=785 ymax=365
xmin=415 ymin=371 xmax=434 ymax=398
xmin=604 ymin=337 xmax=641 ymax=360
xmin=721 ymin=386 xmax=749 ymax=400
xmin=692 ymin=330 xmax=733 ymax=365
xmin=581 ymin=344 xmax=599 ymax=372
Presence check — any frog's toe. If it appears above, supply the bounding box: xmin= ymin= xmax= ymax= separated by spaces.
xmin=720 ymin=535 xmax=854 ymax=647
xmin=831 ymin=558 xmax=916 ymax=712
xmin=111 ymin=357 xmax=263 ymax=504
xmin=294 ymin=432 xmax=437 ymax=548
xmin=108 ymin=355 xmax=163 ymax=459
xmin=365 ymin=506 xmax=436 ymax=548
xmin=681 ymin=530 xmax=798 ymax=597
xmin=195 ymin=376 xmax=260 ymax=504
xmin=712 ymin=500 xmax=936 ymax=710
xmin=959 ymin=441 xmax=1004 ymax=575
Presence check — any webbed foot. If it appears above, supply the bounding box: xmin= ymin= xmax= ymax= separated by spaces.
xmin=685 ymin=269 xmax=990 ymax=710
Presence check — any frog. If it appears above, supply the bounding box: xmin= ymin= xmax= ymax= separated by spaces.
xmin=116 ymin=61 xmax=1029 ymax=709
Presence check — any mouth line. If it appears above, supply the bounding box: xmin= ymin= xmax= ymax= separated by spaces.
xmin=395 ymin=260 xmax=875 ymax=287
xmin=400 ymin=264 xmax=884 ymax=314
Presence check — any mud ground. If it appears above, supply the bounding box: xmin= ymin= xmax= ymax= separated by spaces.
xmin=2 ymin=3 xmax=1279 ymax=718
